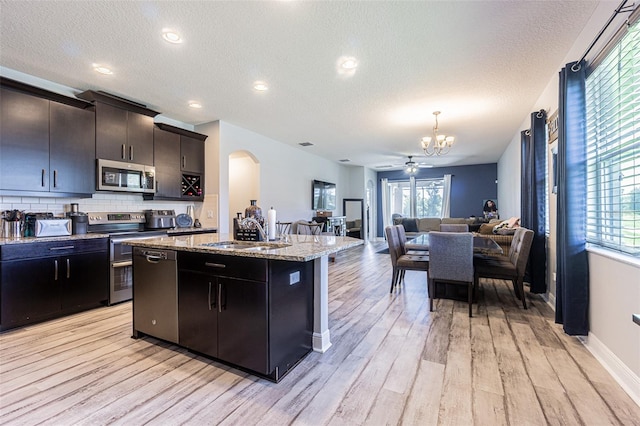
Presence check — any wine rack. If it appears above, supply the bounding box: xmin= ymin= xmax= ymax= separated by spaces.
xmin=181 ymin=174 xmax=203 ymax=199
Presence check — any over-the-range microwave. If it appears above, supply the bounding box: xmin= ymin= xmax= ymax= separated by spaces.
xmin=97 ymin=159 xmax=156 ymax=194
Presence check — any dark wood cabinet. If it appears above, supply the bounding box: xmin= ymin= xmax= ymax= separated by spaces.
xmin=0 ymin=88 xmax=50 ymax=191
xmin=166 ymin=252 xmax=312 ymax=381
xmin=177 ymin=253 xmax=268 ymax=373
xmin=95 ymin=102 xmax=154 ymax=165
xmin=153 ymin=127 xmax=182 ymax=199
xmin=177 ymin=270 xmax=219 ymax=357
xmin=1 ymin=83 xmax=95 ymax=196
xmin=49 ymin=102 xmax=96 ymax=194
xmin=180 ymin=135 xmax=205 ymax=173
xmin=152 ymin=123 xmax=207 ymax=200
xmin=0 ymin=238 xmax=109 ymax=331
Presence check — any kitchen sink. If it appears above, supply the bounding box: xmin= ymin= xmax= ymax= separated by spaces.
xmin=201 ymin=241 xmax=291 ymax=251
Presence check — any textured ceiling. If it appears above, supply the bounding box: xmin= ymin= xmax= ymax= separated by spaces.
xmin=0 ymin=1 xmax=606 ymax=169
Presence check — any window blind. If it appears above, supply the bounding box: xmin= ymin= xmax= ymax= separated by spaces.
xmin=585 ymin=19 xmax=640 ymax=255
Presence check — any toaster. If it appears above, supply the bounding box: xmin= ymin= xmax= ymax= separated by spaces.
xmin=35 ymin=218 xmax=72 ymax=237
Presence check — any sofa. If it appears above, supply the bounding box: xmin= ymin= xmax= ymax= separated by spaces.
xmin=393 ymin=217 xmax=482 ymax=238
xmin=346 ymin=219 xmax=361 ymax=238
xmin=394 ymin=216 xmax=516 ymax=254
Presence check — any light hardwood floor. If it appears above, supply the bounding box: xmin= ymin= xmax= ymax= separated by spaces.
xmin=1 ymin=241 xmax=639 ymax=425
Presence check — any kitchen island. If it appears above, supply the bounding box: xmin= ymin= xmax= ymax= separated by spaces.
xmin=126 ymin=233 xmax=362 ymax=381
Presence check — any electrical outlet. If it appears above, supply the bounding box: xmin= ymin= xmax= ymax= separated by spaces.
xmin=289 ymin=271 xmax=300 ymax=285
xmin=552 ymin=272 xmax=556 ymax=282
xmin=207 ymin=210 xmax=213 ymax=218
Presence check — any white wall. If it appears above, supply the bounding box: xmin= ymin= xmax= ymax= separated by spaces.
xmin=196 ymin=120 xmax=358 ymax=234
xmin=497 ymin=0 xmax=640 ymax=403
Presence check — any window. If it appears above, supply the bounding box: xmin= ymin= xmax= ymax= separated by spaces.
xmin=388 ymin=177 xmax=445 ymax=218
xmin=585 ymin=18 xmax=640 ymax=256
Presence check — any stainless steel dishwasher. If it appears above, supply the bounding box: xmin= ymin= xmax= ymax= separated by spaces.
xmin=132 ymin=247 xmax=178 ymax=343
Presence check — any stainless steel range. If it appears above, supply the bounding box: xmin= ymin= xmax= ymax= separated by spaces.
xmin=87 ymin=211 xmax=174 ymax=305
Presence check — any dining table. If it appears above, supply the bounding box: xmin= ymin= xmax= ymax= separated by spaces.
xmin=405 ymin=232 xmax=503 ymax=303
xmin=405 ymin=232 xmax=504 ymax=255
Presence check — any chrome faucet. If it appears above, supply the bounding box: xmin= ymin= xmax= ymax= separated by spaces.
xmin=239 ymin=217 xmax=267 ymax=240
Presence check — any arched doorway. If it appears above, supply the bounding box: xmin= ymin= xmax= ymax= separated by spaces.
xmin=228 ymin=151 xmax=260 ymax=226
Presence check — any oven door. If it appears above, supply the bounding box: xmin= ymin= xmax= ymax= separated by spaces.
xmin=109 ymin=232 xmax=168 ymax=305
xmin=109 ymin=238 xmax=134 ymax=305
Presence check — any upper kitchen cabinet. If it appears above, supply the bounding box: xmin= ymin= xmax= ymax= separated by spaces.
xmin=0 ymin=79 xmax=95 ymax=197
xmin=152 ymin=123 xmax=207 ymax=201
xmin=77 ymin=90 xmax=159 ymax=166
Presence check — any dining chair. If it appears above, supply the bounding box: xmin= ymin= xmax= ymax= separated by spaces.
xmin=439 ymin=223 xmax=469 ymax=232
xmin=396 ymin=224 xmax=428 ymax=256
xmin=296 ymin=222 xmax=324 ymax=235
xmin=428 ymin=231 xmax=474 ymax=316
xmin=276 ymin=221 xmax=292 ymax=235
xmin=473 ymin=227 xmax=534 ymax=309
xmin=385 ymin=226 xmax=429 ymax=293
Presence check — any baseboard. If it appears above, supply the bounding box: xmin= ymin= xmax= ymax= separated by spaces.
xmin=547 ymin=292 xmax=556 ymax=311
xmin=584 ymin=332 xmax=640 ymax=407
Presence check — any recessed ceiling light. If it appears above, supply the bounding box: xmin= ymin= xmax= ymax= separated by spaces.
xmin=188 ymin=101 xmax=202 ymax=109
xmin=299 ymin=142 xmax=314 ymax=147
xmin=92 ymin=64 xmax=113 ymax=75
xmin=339 ymin=159 xmax=351 ymax=162
xmin=253 ymin=81 xmax=269 ymax=91
xmin=340 ymin=57 xmax=358 ymax=70
xmin=162 ymin=29 xmax=182 ymax=44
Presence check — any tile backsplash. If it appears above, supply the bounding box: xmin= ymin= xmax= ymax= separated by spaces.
xmin=1 ymin=193 xmax=198 ymax=217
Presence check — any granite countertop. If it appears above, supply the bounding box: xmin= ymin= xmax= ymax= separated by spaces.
xmin=0 ymin=233 xmax=110 ymax=246
xmin=124 ymin=233 xmax=364 ymax=262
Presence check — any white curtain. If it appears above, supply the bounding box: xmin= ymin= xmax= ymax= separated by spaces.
xmin=441 ymin=174 xmax=452 ymax=218
xmin=380 ymin=178 xmax=390 ymax=239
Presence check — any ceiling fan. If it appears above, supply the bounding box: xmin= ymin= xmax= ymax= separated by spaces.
xmin=373 ymin=155 xmax=433 ymax=172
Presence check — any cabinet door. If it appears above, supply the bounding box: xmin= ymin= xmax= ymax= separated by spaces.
xmin=127 ymin=112 xmax=154 ymax=165
xmin=178 ymin=270 xmax=218 ymax=357
xmin=180 ymin=135 xmax=204 ymax=173
xmin=49 ymin=102 xmax=96 ymax=194
xmin=217 ymin=277 xmax=268 ymax=374
xmin=60 ymin=251 xmax=109 ymax=312
xmin=0 ymin=88 xmax=50 ymax=191
xmin=153 ymin=127 xmax=181 ymax=198
xmin=0 ymin=258 xmax=60 ymax=330
xmin=95 ymin=102 xmax=128 ymax=161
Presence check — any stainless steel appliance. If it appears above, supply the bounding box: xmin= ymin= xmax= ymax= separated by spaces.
xmin=96 ymin=159 xmax=156 ymax=194
xmin=144 ymin=210 xmax=176 ymax=230
xmin=132 ymin=247 xmax=178 ymax=343
xmin=88 ymin=212 xmax=168 ymax=305
xmin=35 ymin=218 xmax=71 ymax=237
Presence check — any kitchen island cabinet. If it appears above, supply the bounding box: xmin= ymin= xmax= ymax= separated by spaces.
xmin=127 ymin=233 xmax=362 ymax=381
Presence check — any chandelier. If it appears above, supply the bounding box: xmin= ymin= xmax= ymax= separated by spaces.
xmin=405 ymin=156 xmax=418 ymax=175
xmin=421 ymin=111 xmax=454 ymax=156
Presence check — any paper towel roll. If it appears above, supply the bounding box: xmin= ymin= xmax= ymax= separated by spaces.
xmin=268 ymin=207 xmax=277 ymax=240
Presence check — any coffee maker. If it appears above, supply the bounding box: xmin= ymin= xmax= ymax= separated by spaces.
xmin=66 ymin=203 xmax=88 ymax=235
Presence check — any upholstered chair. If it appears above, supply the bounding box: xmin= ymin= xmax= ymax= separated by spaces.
xmin=385 ymin=226 xmax=429 ymax=293
xmin=428 ymin=231 xmax=474 ymax=316
xmin=439 ymin=223 xmax=469 ymax=232
xmin=473 ymin=228 xmax=534 ymax=308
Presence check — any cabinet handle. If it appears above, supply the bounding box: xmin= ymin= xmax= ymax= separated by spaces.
xmin=49 ymin=245 xmax=74 ymax=251
xmin=112 ymin=260 xmax=132 ymax=268
xmin=205 ymin=262 xmax=226 ymax=269
xmin=53 ymin=170 xmax=58 ymax=188
xmin=66 ymin=258 xmax=70 ymax=279
xmin=54 ymin=259 xmax=58 ymax=281
xmin=121 ymin=144 xmax=126 ymax=160
xmin=41 ymin=169 xmax=46 ymax=187
xmin=182 ymin=155 xmax=186 ymax=169
xmin=129 ymin=145 xmax=134 ymax=161
xmin=208 ymin=281 xmax=216 ymax=310
xmin=218 ymin=282 xmax=223 ymax=313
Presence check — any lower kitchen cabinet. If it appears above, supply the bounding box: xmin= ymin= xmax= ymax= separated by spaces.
xmin=0 ymin=238 xmax=109 ymax=331
xmin=162 ymin=252 xmax=312 ymax=381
